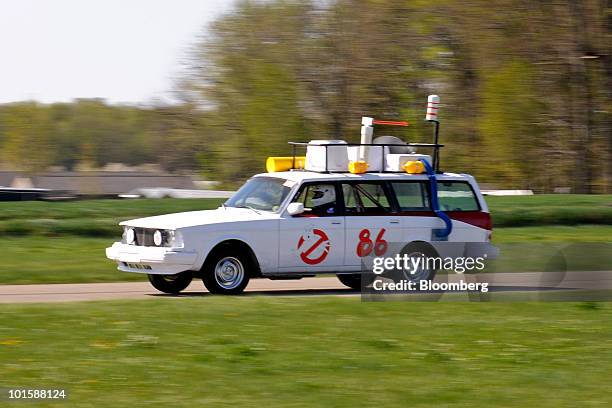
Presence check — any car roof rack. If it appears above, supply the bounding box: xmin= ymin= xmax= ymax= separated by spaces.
xmin=284 ymin=95 xmax=444 ymax=174
xmin=287 ymin=141 xmax=444 ymax=174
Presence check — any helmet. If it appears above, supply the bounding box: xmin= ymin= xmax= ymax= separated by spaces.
xmin=311 ymin=185 xmax=335 ymax=207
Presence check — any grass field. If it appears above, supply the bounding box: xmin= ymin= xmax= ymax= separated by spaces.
xmin=1 ymin=195 xmax=612 ymax=284
xmin=1 ymin=198 xmax=610 ymax=407
xmin=0 ymin=198 xmax=226 ymax=221
xmin=0 ymin=298 xmax=610 ymax=407
xmin=485 ymin=194 xmax=612 ymax=227
xmin=0 ymin=198 xmax=225 ymax=237
xmin=0 ymin=195 xmax=610 ymax=238
xmin=1 ymin=237 xmax=143 ymax=284
xmin=2 ymin=226 xmax=612 ymax=284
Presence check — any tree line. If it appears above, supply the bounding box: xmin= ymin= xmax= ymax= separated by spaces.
xmin=1 ymin=0 xmax=610 ymax=192
xmin=0 ymin=99 xmax=208 ymax=174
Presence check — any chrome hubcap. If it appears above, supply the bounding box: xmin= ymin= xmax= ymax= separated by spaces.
xmin=402 ymin=251 xmax=432 ymax=281
xmin=214 ymin=257 xmax=244 ymax=289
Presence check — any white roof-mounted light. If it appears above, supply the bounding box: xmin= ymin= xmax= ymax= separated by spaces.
xmin=426 ymin=95 xmax=440 ymax=122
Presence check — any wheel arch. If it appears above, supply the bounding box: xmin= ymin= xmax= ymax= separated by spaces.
xmin=402 ymin=240 xmax=440 ymax=256
xmin=199 ymin=239 xmax=262 ymax=278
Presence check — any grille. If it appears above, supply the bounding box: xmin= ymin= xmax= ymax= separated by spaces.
xmin=133 ymin=228 xmax=157 ymax=247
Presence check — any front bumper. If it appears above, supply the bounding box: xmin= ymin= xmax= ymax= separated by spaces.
xmin=105 ymin=242 xmax=198 ymax=275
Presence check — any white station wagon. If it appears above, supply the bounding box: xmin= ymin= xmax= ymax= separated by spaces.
xmin=106 ymin=105 xmax=497 ymax=294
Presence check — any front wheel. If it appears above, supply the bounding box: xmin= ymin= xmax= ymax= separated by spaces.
xmin=202 ymin=249 xmax=251 ymax=295
xmin=147 ymin=272 xmax=193 ymax=294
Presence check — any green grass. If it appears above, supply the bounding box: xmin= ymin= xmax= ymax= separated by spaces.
xmin=2 ymin=225 xmax=612 ymax=285
xmin=0 ymin=298 xmax=611 ymax=407
xmin=0 ymin=198 xmax=225 ymax=237
xmin=485 ymin=194 xmax=612 ymax=227
xmin=492 ymin=225 xmax=612 ymax=243
xmin=0 ymin=195 xmax=611 ymax=238
xmin=1 ymin=196 xmax=611 ymax=285
xmin=489 ymin=225 xmax=612 ymax=274
xmin=0 ymin=198 xmax=226 ymax=221
xmin=0 ymin=237 xmax=143 ymax=285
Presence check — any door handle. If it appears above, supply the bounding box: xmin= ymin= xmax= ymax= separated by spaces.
xmin=332 ymin=221 xmax=342 ymax=225
xmin=390 ymin=219 xmax=400 ymax=224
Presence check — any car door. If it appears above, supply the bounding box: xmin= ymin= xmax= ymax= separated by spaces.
xmin=278 ymin=182 xmax=345 ymax=272
xmin=342 ymin=181 xmax=402 ymax=266
xmin=389 ymin=181 xmax=437 ymax=242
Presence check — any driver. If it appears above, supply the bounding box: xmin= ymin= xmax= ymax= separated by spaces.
xmin=310 ymin=185 xmax=336 ymax=215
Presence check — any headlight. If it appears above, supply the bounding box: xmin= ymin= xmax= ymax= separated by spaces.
xmin=153 ymin=230 xmax=163 ymax=246
xmin=166 ymin=230 xmax=184 ymax=248
xmin=122 ymin=227 xmax=183 ymax=247
xmin=125 ymin=228 xmax=135 ymax=245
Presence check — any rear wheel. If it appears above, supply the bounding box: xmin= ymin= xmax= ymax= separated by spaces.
xmin=393 ymin=242 xmax=439 ymax=282
xmin=202 ymin=249 xmax=251 ymax=295
xmin=337 ymin=273 xmax=376 ymax=291
xmin=147 ymin=272 xmax=192 ymax=294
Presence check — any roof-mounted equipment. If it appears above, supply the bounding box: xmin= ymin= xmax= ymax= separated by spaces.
xmin=266 ymin=95 xmax=444 ymax=174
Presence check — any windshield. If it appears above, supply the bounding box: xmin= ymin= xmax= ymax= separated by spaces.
xmin=224 ymin=177 xmax=292 ymax=212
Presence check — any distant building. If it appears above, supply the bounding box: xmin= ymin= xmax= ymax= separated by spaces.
xmin=26 ymin=171 xmax=197 ymax=196
xmin=0 ymin=165 xmax=229 ymax=200
xmin=0 ymin=171 xmax=20 ymax=187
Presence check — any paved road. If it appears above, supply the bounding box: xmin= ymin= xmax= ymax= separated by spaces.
xmin=1 ymin=271 xmax=611 ymax=303
xmin=0 ymin=277 xmax=351 ymax=303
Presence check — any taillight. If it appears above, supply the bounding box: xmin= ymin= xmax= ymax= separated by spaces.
xmin=485 ymin=212 xmax=493 ymax=241
xmin=445 ymin=211 xmax=492 ymax=231
xmin=482 ymin=212 xmax=492 ymax=231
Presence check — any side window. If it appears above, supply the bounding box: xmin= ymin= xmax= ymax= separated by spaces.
xmin=437 ymin=182 xmax=480 ymax=211
xmin=391 ymin=182 xmax=429 ymax=211
xmin=341 ymin=183 xmax=391 ymax=214
xmin=342 ymin=184 xmax=360 ymax=214
xmin=292 ymin=183 xmax=338 ymax=216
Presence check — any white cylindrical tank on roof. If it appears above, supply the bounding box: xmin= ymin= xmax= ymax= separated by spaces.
xmin=348 ymin=146 xmax=383 ymax=172
xmin=359 ymin=117 xmax=374 ymax=162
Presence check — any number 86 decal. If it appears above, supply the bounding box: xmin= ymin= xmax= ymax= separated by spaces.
xmin=356 ymin=228 xmax=388 ymax=257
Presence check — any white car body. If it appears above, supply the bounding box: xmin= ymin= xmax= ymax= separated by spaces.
xmin=106 ymin=170 xmax=497 ymax=278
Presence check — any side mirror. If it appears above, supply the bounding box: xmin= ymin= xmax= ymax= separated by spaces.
xmin=286 ymin=202 xmax=305 ymax=216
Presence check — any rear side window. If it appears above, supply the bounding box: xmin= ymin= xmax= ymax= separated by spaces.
xmin=390 ymin=182 xmax=429 ymax=211
xmin=437 ymin=182 xmax=480 ymax=211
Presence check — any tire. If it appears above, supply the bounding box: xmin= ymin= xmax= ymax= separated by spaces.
xmin=391 ymin=242 xmax=439 ymax=282
xmin=337 ymin=273 xmax=376 ymax=291
xmin=202 ymin=248 xmax=251 ymax=295
xmin=147 ymin=272 xmax=193 ymax=294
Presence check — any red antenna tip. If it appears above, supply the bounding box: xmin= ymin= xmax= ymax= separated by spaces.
xmin=372 ymin=119 xmax=409 ymax=127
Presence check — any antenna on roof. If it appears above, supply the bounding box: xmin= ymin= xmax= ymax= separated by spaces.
xmin=425 ymin=95 xmax=441 ymax=172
